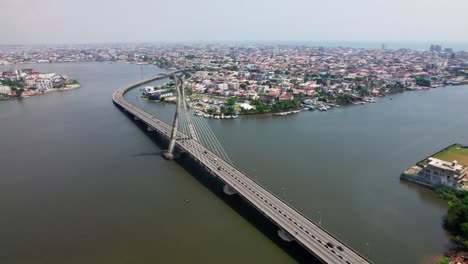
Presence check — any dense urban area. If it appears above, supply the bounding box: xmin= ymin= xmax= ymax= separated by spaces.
xmin=1 ymin=44 xmax=467 ymax=113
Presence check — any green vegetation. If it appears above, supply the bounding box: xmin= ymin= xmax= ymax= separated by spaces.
xmin=185 ymin=88 xmax=193 ymax=96
xmin=433 ymin=144 xmax=468 ymax=165
xmin=415 ymin=76 xmax=431 ymax=87
xmin=190 ymin=94 xmax=227 ymax=102
xmin=223 ymin=65 xmax=239 ymax=71
xmin=271 ymin=99 xmax=299 ymax=112
xmin=335 ymin=93 xmax=351 ymax=104
xmin=386 ymin=82 xmax=406 ymax=91
xmin=1 ymin=79 xmax=24 ymax=88
xmin=206 ymin=108 xmax=215 ymax=114
xmin=436 ymin=187 xmax=468 ymax=249
xmin=15 ymin=88 xmax=24 ymax=97
xmin=439 ymin=188 xmax=468 ymax=247
xmin=226 ymin=97 xmax=237 ymax=106
xmin=250 ymin=97 xmax=300 ymax=114
xmin=357 ymin=85 xmax=369 ymax=96
xmin=226 ymin=106 xmax=235 ymax=115
xmin=436 ymin=257 xmax=451 ymax=264
xmin=183 ymin=72 xmax=191 ymax=79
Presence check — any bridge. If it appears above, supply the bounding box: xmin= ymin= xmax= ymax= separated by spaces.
xmin=113 ymin=72 xmax=372 ymax=264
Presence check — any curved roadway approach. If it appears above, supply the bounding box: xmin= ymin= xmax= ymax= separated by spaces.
xmin=113 ymin=73 xmax=372 ymax=264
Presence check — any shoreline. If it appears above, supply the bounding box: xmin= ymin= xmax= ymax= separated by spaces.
xmin=400 ymin=144 xmax=468 ymax=262
xmin=0 ymin=85 xmax=80 ymax=101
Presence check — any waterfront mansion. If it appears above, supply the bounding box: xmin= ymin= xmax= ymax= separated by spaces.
xmin=420 ymin=158 xmax=468 ymax=189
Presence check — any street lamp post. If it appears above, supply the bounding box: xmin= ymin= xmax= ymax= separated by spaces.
xmin=317 ymin=211 xmax=322 ymax=226
xmin=281 ymin=187 xmax=286 ymax=200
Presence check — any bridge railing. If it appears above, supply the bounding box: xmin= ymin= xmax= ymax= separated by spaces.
xmin=113 ymin=72 xmax=371 ymax=263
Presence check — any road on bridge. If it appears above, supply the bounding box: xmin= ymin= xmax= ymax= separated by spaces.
xmin=113 ymin=73 xmax=372 ymax=264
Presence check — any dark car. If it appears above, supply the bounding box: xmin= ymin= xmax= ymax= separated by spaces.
xmin=326 ymin=242 xmax=335 ymax=248
xmin=218 ymin=166 xmax=222 ymax=171
xmin=337 ymin=245 xmax=344 ymax=251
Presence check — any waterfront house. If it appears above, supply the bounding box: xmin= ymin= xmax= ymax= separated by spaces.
xmin=0 ymin=84 xmax=11 ymax=95
xmin=421 ymin=158 xmax=468 ymax=188
xmin=279 ymin=93 xmax=294 ymax=101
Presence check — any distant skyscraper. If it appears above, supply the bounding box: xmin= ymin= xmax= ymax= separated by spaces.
xmin=430 ymin=44 xmax=442 ymax=52
xmin=444 ymin=48 xmax=454 ymax=53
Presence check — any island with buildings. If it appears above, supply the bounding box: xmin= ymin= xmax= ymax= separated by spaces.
xmin=0 ymin=69 xmax=80 ymax=100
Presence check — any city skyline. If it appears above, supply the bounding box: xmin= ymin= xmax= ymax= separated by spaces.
xmin=1 ymin=0 xmax=468 ymax=44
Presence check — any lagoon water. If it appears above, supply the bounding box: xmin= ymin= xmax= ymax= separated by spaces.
xmin=1 ymin=62 xmax=468 ymax=264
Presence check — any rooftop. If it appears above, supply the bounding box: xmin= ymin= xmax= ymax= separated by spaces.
xmin=427 ymin=157 xmax=465 ymax=173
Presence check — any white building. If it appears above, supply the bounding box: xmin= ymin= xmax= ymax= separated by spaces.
xmin=218 ymin=83 xmax=228 ymax=90
xmin=421 ymin=158 xmax=468 ymax=188
xmin=35 ymin=79 xmax=53 ymax=91
xmin=228 ymin=82 xmax=239 ymax=91
xmin=0 ymin=84 xmax=11 ymax=95
xmin=239 ymin=103 xmax=253 ymax=110
xmin=143 ymin=86 xmax=156 ymax=94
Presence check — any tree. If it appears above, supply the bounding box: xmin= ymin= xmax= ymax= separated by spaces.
xmin=1 ymin=79 xmax=24 ymax=88
xmin=183 ymin=72 xmax=192 ymax=79
xmin=436 ymin=257 xmax=451 ymax=264
xmin=226 ymin=106 xmax=235 ymax=115
xmin=227 ymin=97 xmax=237 ymax=106
xmin=436 ymin=187 xmax=468 ymax=250
xmin=336 ymin=93 xmax=351 ymax=103
xmin=358 ymin=85 xmax=369 ymax=96
xmin=185 ymin=88 xmax=193 ymax=96
xmin=415 ymin=77 xmax=431 ymax=87
xmin=16 ymin=88 xmax=24 ymax=97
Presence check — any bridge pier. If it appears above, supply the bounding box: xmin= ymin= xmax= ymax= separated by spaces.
xmin=278 ymin=229 xmax=295 ymax=242
xmin=147 ymin=125 xmax=155 ymax=131
xmin=134 ymin=116 xmax=140 ymax=121
xmin=223 ymin=184 xmax=237 ymax=195
xmin=161 ymin=150 xmax=181 ymax=160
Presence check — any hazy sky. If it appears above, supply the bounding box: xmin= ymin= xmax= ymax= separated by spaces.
xmin=1 ymin=0 xmax=467 ymax=44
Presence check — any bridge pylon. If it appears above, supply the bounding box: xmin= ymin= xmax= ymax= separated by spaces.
xmin=162 ymin=75 xmax=184 ymax=160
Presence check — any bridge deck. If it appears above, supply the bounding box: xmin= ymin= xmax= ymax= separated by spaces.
xmin=113 ymin=73 xmax=371 ymax=264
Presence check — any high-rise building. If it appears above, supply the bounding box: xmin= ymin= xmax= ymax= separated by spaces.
xmin=429 ymin=44 xmax=442 ymax=52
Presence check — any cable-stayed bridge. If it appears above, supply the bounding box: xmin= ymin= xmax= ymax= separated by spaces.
xmin=113 ymin=72 xmax=371 ymax=264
